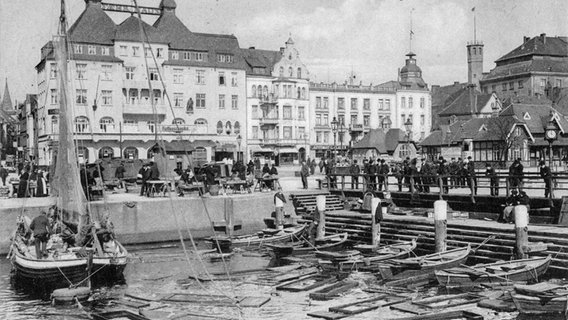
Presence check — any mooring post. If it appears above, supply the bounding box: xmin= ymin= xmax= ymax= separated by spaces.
xmin=371 ymin=197 xmax=381 ymax=247
xmin=225 ymin=197 xmax=234 ymax=237
xmin=514 ymin=205 xmax=529 ymax=259
xmin=434 ymin=200 xmax=447 ymax=252
xmin=316 ymin=195 xmax=326 ymax=240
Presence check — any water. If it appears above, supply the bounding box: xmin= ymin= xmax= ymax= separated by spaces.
xmin=0 ymin=242 xmax=528 ymax=319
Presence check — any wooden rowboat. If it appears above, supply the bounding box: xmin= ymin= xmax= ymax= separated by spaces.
xmin=206 ymin=224 xmax=307 ymax=249
xmin=435 ymin=255 xmax=551 ymax=287
xmin=339 ymin=239 xmax=417 ymax=271
xmin=379 ymin=245 xmax=471 ymax=280
xmin=511 ymin=282 xmax=568 ymax=315
xmin=266 ymin=233 xmax=349 ymax=257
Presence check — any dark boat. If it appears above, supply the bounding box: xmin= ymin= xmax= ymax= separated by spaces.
xmin=379 ymin=245 xmax=471 ymax=279
xmin=435 ymin=255 xmax=551 ymax=287
xmin=266 ymin=233 xmax=349 ymax=257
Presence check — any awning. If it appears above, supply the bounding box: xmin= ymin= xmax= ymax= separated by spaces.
xmin=193 ymin=140 xmax=217 ymax=148
xmin=249 ymin=145 xmax=275 ymax=154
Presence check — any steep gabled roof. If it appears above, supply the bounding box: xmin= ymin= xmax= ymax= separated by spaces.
xmin=68 ymin=2 xmax=116 ymax=45
xmin=352 ymin=129 xmax=387 ymax=153
xmin=153 ymin=9 xmax=193 ymax=49
xmin=496 ymin=35 xmax=568 ymax=63
xmin=384 ymin=128 xmax=406 ymax=152
xmin=499 ymin=102 xmax=568 ymax=134
xmin=438 ymin=88 xmax=493 ymax=116
xmin=115 ymin=16 xmax=168 ymax=44
xmin=240 ymin=48 xmax=282 ymax=76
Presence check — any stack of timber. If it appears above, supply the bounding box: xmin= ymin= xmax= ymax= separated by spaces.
xmin=319 ymin=210 xmax=568 ymax=275
xmin=290 ymin=192 xmax=344 ymax=217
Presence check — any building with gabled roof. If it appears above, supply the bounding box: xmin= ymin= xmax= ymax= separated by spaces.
xmin=437 ymin=87 xmax=501 ymax=123
xmin=480 ymin=33 xmax=568 ymax=100
xmin=351 ymin=128 xmax=417 ymax=162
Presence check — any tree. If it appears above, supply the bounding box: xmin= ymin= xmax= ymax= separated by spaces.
xmin=486 ymin=116 xmax=527 ymax=165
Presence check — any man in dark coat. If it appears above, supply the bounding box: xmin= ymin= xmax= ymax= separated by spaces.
xmin=17 ymin=166 xmax=30 ymax=198
xmin=350 ymin=160 xmax=360 ymax=189
xmin=30 ymin=211 xmax=50 ymax=259
xmin=437 ymin=159 xmax=449 ymax=194
xmin=115 ymin=163 xmax=126 ymax=189
xmin=0 ymin=165 xmax=8 ymax=186
xmin=300 ymin=161 xmax=309 ymax=189
xmin=378 ymin=159 xmax=389 ymax=191
xmin=486 ymin=162 xmax=499 ymax=196
xmin=139 ymin=163 xmax=151 ymax=196
xmin=367 ymin=159 xmax=377 ymax=190
xmin=540 ymin=160 xmax=552 ymax=198
xmin=465 ymin=156 xmax=477 ymax=195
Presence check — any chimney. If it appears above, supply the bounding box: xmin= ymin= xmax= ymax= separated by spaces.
xmin=540 ymin=33 xmax=546 ymax=44
xmin=523 ymin=36 xmax=530 ymax=43
xmin=279 ymin=47 xmax=285 ymax=54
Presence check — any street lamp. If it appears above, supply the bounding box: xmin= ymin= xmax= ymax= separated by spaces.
xmin=545 ymin=117 xmax=558 ymax=170
xmin=338 ymin=118 xmax=346 ymax=156
xmin=331 ymin=116 xmax=338 ymax=158
xmin=404 ymin=118 xmax=413 ymax=158
xmin=236 ymin=134 xmax=242 ymax=162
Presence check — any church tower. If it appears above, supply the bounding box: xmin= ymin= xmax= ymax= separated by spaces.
xmin=467 ymin=41 xmax=483 ymax=89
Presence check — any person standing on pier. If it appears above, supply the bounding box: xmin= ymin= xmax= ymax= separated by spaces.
xmin=540 ymin=160 xmax=552 ymax=198
xmin=300 ymin=161 xmax=309 ymax=189
xmin=437 ymin=158 xmax=449 ymax=194
xmin=115 ymin=162 xmax=126 ymax=189
xmin=509 ymin=158 xmax=523 ymax=190
xmin=465 ymin=156 xmax=477 ymax=195
xmin=486 ymin=163 xmax=499 ymax=196
xmin=367 ymin=159 xmax=377 ymax=190
xmin=350 ymin=160 xmax=360 ymax=189
xmin=378 ymin=159 xmax=389 ymax=192
xmin=0 ymin=165 xmax=7 ymax=186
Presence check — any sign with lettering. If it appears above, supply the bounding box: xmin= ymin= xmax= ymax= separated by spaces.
xmin=160 ymin=125 xmax=191 ymax=133
xmin=48 ymin=108 xmax=59 ymax=115
xmin=101 ymin=3 xmax=161 ymax=15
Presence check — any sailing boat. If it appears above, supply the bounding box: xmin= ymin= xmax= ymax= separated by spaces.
xmin=9 ymin=0 xmax=127 ymax=293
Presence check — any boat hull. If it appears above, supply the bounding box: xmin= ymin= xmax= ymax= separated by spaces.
xmin=267 ymin=233 xmax=349 ymax=257
xmin=435 ymin=256 xmax=551 ymax=287
xmin=208 ymin=224 xmax=307 ymax=249
xmin=512 ymin=293 xmax=568 ymax=315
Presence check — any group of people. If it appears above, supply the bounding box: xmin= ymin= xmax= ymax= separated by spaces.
xmin=138 ymin=162 xmax=160 ymax=197
xmin=11 ymin=164 xmax=49 ymax=198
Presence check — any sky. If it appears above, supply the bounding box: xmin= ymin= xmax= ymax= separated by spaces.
xmin=0 ymin=0 xmax=567 ymax=103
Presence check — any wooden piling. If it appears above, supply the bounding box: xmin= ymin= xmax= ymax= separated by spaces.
xmin=434 ymin=200 xmax=447 ymax=252
xmin=514 ymin=205 xmax=529 ymax=259
xmin=371 ymin=198 xmax=381 ymax=247
xmin=316 ymin=195 xmax=326 ymax=240
xmin=224 ymin=197 xmax=234 ymax=238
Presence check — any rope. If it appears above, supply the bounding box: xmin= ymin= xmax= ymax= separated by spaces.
xmin=72 ymin=261 xmax=109 ymax=288
xmin=55 ymin=264 xmax=75 ymax=287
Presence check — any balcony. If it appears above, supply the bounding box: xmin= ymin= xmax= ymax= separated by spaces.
xmin=259 ymin=116 xmax=279 ymax=127
xmin=259 ymin=94 xmax=278 ymax=105
xmin=350 ymin=124 xmax=364 ymax=132
xmin=122 ymin=103 xmax=167 ymax=115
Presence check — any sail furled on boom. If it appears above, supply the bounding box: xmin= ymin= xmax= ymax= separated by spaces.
xmin=50 ymin=33 xmax=88 ymax=219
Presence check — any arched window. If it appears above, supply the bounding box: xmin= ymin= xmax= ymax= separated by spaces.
xmin=123 ymin=146 xmax=138 ymax=159
xmin=252 ymin=85 xmax=256 ymax=98
xmin=297 ymin=87 xmax=301 ymax=99
xmin=75 ymin=116 xmax=90 ymax=133
xmin=194 ymin=118 xmax=207 ymax=125
xmin=51 ymin=115 xmax=58 ymax=134
xmin=99 ymin=116 xmax=114 ymax=133
xmin=288 ymin=67 xmax=293 ymax=77
xmin=263 ymin=86 xmax=268 ymax=99
xmin=98 ymin=146 xmax=114 ymax=159
xmin=297 ymin=67 xmax=302 ymax=78
xmin=279 ymin=66 xmax=284 ymax=77
xmin=234 ymin=121 xmax=241 ymax=135
xmin=225 ymin=121 xmax=232 ymax=135
xmin=172 ymin=118 xmax=185 ymax=125
xmin=301 ymin=87 xmax=306 ymax=99
xmin=216 ymin=121 xmax=223 ymax=134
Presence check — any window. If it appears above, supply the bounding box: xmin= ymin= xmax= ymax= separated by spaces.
xmin=401 ymin=97 xmax=406 ymax=108
xmin=420 ymin=114 xmax=425 ymax=125
xmin=385 ymin=99 xmax=391 ymax=110
xmin=173 ymin=68 xmax=183 ymax=84
xmin=231 ymin=95 xmax=238 ymax=109
xmin=421 ymin=131 xmax=425 ymax=140
xmin=125 ymin=67 xmax=135 ymax=80
xmin=283 ymin=106 xmax=292 ymax=119
xmin=193 ymin=51 xmax=207 ymax=61
xmin=234 ymin=121 xmax=241 ymax=134
xmin=196 ymin=70 xmax=205 ymax=84
xmin=101 ymin=65 xmax=112 ymax=81
xmin=509 ymin=82 xmax=514 ymax=90
xmin=231 ymin=72 xmax=238 ymax=87
xmin=378 ymin=99 xmax=384 ymax=110
xmin=101 ymin=90 xmax=112 ymax=105
xmin=216 ymin=54 xmax=233 ymax=63
xmin=283 ymin=126 xmax=292 ymax=139
xmin=218 ymin=94 xmax=225 ymax=109
xmin=338 ymin=97 xmax=345 ymax=109
xmin=145 ymin=47 xmax=152 ymax=57
xmin=298 ymin=106 xmax=305 ymax=120
xmin=323 ymin=97 xmax=328 ymax=109
xmin=408 ymin=97 xmax=413 ymax=108
xmin=156 ymin=48 xmax=163 ymax=58
xmin=323 ymin=114 xmax=328 ymax=125
xmin=288 ymin=67 xmax=293 ymax=77
xmin=216 ymin=121 xmax=223 ymax=134
xmin=123 ymin=147 xmax=138 ymax=159
xmin=420 ymin=97 xmax=425 ymax=108
xmin=75 ymin=116 xmax=89 ymax=133
xmin=491 ymin=85 xmax=496 ymax=92
xmin=76 ymin=63 xmax=87 ymax=79
xmin=119 ymin=45 xmax=127 ymax=56
xmin=556 ymin=79 xmax=562 ymax=87
xmin=363 ymin=115 xmax=370 ymax=126
xmin=50 ymin=89 xmax=58 ymax=104
xmin=99 ymin=117 xmax=114 ymax=132
xmin=252 ymin=86 xmax=257 ymax=98
xmin=50 ymin=63 xmax=57 ymax=79
xmin=351 ymin=115 xmax=358 ymax=125
xmin=88 ymin=45 xmax=96 ymax=55
xmin=218 ymin=72 xmax=225 ymax=86
xmin=315 ymin=114 xmax=321 ymax=125
xmin=74 ymin=45 xmax=83 ymax=54
xmin=297 ymin=88 xmax=301 ymax=99
xmin=363 ymin=99 xmax=370 ymax=110
xmin=101 ymin=47 xmax=110 ymax=55
xmin=316 ymin=97 xmax=322 ymax=109
xmin=196 ymin=93 xmax=206 ymax=109
xmin=183 ymin=52 xmax=191 ymax=60
xmin=502 ymin=83 xmax=507 ymax=91
xmin=174 ymin=93 xmax=184 ymax=107
xmin=401 ymin=114 xmax=405 ymax=125
xmin=149 ymin=68 xmax=159 ymax=81
xmin=132 ymin=46 xmax=139 ymax=56
xmin=252 ymin=126 xmax=259 ymax=139
xmin=518 ymin=80 xmax=524 ymax=89
xmin=172 ymin=118 xmax=185 ymax=125
xmin=297 ymin=68 xmax=302 ymax=78
xmin=323 ymin=132 xmax=329 ymax=143
xmin=351 ymin=98 xmax=358 ymax=110
xmin=194 ymin=118 xmax=207 ymax=126
xmin=316 ymin=132 xmax=322 ymax=143
xmin=76 ymin=89 xmax=87 ymax=105
xmin=408 ymin=114 xmax=413 ymax=125
xmin=540 ymin=78 xmax=546 ymax=87
xmin=338 ymin=115 xmax=345 ymax=125
xmin=252 ymin=105 xmax=258 ymax=119
xmin=171 ymin=51 xmax=179 ymax=59
xmin=147 ymin=121 xmax=155 ymax=133
xmin=279 ymin=66 xmax=284 ymax=77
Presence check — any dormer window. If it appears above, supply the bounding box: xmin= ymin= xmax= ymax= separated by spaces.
xmin=523 ymin=112 xmax=531 ymax=120
xmin=479 ymin=124 xmax=487 ymax=132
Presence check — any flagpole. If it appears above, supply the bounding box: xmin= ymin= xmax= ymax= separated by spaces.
xmin=473 ymin=7 xmax=476 ymax=43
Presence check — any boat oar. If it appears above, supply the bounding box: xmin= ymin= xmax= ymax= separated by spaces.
xmin=472 ymin=235 xmax=496 ymax=253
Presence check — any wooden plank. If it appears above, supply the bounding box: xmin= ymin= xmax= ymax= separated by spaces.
xmin=162 ymin=293 xmax=237 ymax=306
xmin=390 ymin=301 xmax=432 ymax=315
xmin=306 ymin=311 xmax=347 ymax=319
xmin=276 ymin=275 xmax=336 ymax=292
xmin=238 ymin=296 xmax=270 ymax=308
xmin=391 ymin=310 xmax=484 ymax=320
xmin=329 ymin=295 xmax=406 ymax=314
xmin=114 ymin=299 xmax=150 ymax=308
xmin=412 ymin=293 xmax=484 ymax=309
xmin=309 ymin=280 xmax=359 ymax=301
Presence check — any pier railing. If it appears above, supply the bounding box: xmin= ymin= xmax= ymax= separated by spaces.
xmin=324 ymin=171 xmax=568 ymax=200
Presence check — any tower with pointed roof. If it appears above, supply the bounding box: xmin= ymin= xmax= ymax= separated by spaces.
xmin=467 ymin=42 xmax=484 ymax=89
